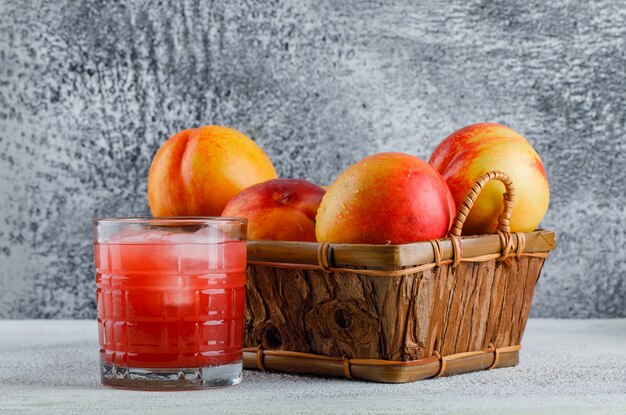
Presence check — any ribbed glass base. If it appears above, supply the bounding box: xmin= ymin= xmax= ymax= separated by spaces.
xmin=100 ymin=361 xmax=243 ymax=390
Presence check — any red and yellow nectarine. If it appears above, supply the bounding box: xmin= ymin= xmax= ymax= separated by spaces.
xmin=316 ymin=152 xmax=456 ymax=244
xmin=222 ymin=178 xmax=325 ymax=242
xmin=430 ymin=123 xmax=549 ymax=235
xmin=148 ymin=125 xmax=277 ymax=217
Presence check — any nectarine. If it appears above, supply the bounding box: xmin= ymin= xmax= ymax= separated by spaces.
xmin=430 ymin=123 xmax=549 ymax=235
xmin=148 ymin=125 xmax=277 ymax=217
xmin=222 ymin=178 xmax=325 ymax=242
xmin=316 ymin=153 xmax=456 ymax=244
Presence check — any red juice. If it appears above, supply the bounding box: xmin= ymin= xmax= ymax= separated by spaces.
xmin=95 ymin=239 xmax=247 ymax=369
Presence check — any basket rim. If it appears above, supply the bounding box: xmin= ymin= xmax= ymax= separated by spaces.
xmin=247 ymin=229 xmax=555 ymax=268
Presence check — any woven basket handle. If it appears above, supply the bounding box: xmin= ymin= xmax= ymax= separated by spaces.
xmin=448 ymin=171 xmax=516 ymax=237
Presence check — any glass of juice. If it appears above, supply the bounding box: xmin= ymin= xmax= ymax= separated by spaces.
xmin=93 ymin=217 xmax=247 ymax=390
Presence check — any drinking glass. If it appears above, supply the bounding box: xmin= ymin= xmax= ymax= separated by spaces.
xmin=93 ymin=217 xmax=247 ymax=390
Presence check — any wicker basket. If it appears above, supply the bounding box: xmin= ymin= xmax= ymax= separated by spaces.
xmin=242 ymin=171 xmax=555 ymax=382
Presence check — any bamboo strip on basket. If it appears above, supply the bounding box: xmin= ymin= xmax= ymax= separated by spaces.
xmin=243 ymin=345 xmax=520 ymax=383
xmin=247 ymin=230 xmax=555 ymax=269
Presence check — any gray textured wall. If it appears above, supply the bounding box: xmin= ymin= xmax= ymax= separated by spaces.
xmin=0 ymin=0 xmax=624 ymax=318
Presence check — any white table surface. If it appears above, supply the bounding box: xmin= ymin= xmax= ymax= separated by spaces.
xmin=0 ymin=319 xmax=625 ymax=414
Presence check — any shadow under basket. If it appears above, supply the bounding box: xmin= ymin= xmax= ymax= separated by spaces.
xmin=242 ymin=171 xmax=556 ymax=383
